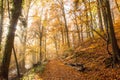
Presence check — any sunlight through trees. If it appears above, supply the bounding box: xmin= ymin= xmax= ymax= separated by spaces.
xmin=0 ymin=0 xmax=120 ymax=79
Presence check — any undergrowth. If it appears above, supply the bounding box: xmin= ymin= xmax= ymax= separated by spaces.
xmin=20 ymin=63 xmax=46 ymax=80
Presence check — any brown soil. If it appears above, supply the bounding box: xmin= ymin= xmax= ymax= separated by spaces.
xmin=41 ymin=60 xmax=83 ymax=80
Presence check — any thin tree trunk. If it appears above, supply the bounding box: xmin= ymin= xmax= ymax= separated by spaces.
xmin=83 ymin=0 xmax=92 ymax=40
xmin=80 ymin=24 xmax=84 ymax=42
xmin=13 ymin=45 xmax=20 ymax=77
xmin=73 ymin=13 xmax=81 ymax=45
xmin=63 ymin=11 xmax=70 ymax=47
xmin=0 ymin=0 xmax=4 ymax=48
xmin=88 ymin=0 xmax=94 ymax=39
xmin=72 ymin=31 xmax=75 ymax=48
xmin=54 ymin=35 xmax=58 ymax=56
xmin=79 ymin=15 xmax=84 ymax=42
xmin=99 ymin=0 xmax=108 ymax=31
xmin=62 ymin=5 xmax=70 ymax=47
xmin=44 ymin=28 xmax=47 ymax=60
xmin=97 ymin=0 xmax=104 ymax=32
xmin=61 ymin=28 xmax=64 ymax=45
xmin=39 ymin=26 xmax=43 ymax=63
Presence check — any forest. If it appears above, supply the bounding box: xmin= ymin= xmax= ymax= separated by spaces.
xmin=0 ymin=0 xmax=120 ymax=80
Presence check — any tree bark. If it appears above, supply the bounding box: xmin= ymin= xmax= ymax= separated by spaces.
xmin=13 ymin=45 xmax=20 ymax=77
xmin=105 ymin=0 xmax=120 ymax=63
xmin=0 ymin=0 xmax=22 ymax=79
xmin=0 ymin=0 xmax=4 ymax=49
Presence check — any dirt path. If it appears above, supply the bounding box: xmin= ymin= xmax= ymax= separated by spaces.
xmin=41 ymin=60 xmax=82 ymax=80
xmin=38 ymin=19 xmax=120 ymax=80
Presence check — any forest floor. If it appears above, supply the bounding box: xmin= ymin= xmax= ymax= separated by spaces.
xmin=40 ymin=60 xmax=81 ymax=80
xmin=19 ymin=19 xmax=120 ymax=80
xmin=37 ymin=20 xmax=120 ymax=80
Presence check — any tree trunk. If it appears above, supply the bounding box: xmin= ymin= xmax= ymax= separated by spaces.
xmin=105 ymin=0 xmax=120 ymax=63
xmin=99 ymin=0 xmax=110 ymax=44
xmin=62 ymin=3 xmax=70 ymax=47
xmin=88 ymin=0 xmax=94 ymax=39
xmin=83 ymin=0 xmax=92 ymax=40
xmin=0 ymin=0 xmax=4 ymax=49
xmin=54 ymin=35 xmax=58 ymax=56
xmin=79 ymin=15 xmax=84 ymax=42
xmin=39 ymin=26 xmax=43 ymax=64
xmin=0 ymin=0 xmax=22 ymax=79
xmin=80 ymin=24 xmax=84 ymax=42
xmin=99 ymin=0 xmax=108 ymax=31
xmin=18 ymin=0 xmax=32 ymax=71
xmin=13 ymin=45 xmax=20 ymax=77
xmin=73 ymin=13 xmax=81 ymax=45
xmin=97 ymin=0 xmax=104 ymax=32
xmin=44 ymin=27 xmax=47 ymax=60
xmin=61 ymin=28 xmax=64 ymax=45
xmin=72 ymin=31 xmax=75 ymax=48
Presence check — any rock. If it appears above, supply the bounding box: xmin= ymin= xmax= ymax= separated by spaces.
xmin=66 ymin=63 xmax=85 ymax=72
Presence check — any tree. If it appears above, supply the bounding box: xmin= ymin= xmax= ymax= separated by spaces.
xmin=73 ymin=12 xmax=81 ymax=46
xmin=104 ymin=0 xmax=120 ymax=65
xmin=0 ymin=0 xmax=22 ymax=79
xmin=30 ymin=16 xmax=44 ymax=63
xmin=39 ymin=25 xmax=44 ymax=63
xmin=96 ymin=0 xmax=104 ymax=32
xmin=18 ymin=0 xmax=34 ymax=71
xmin=56 ymin=0 xmax=70 ymax=47
xmin=82 ymin=0 xmax=92 ymax=39
xmin=12 ymin=45 xmax=20 ymax=77
xmin=0 ymin=0 xmax=4 ymax=49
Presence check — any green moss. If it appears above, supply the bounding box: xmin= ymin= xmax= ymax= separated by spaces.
xmin=21 ymin=63 xmax=46 ymax=80
xmin=34 ymin=64 xmax=46 ymax=74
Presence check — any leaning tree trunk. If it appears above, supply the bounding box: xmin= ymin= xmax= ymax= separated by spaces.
xmin=105 ymin=0 xmax=120 ymax=64
xmin=0 ymin=0 xmax=22 ymax=79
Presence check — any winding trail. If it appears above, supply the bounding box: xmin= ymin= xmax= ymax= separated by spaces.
xmin=41 ymin=60 xmax=82 ymax=80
